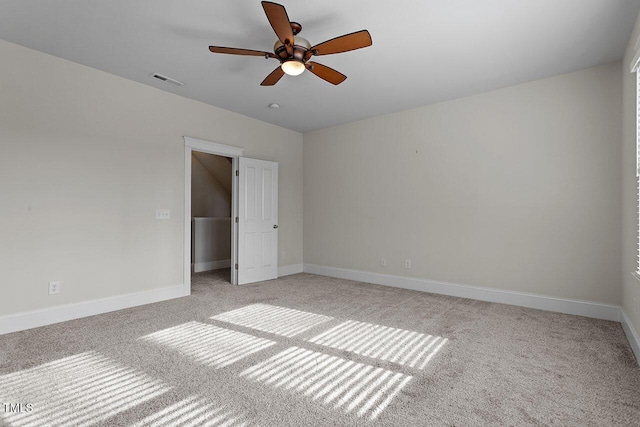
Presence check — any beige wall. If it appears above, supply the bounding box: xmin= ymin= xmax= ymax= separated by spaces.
xmin=0 ymin=34 xmax=626 ymax=320
xmin=191 ymin=154 xmax=231 ymax=218
xmin=623 ymin=13 xmax=640 ymax=332
xmin=304 ymin=63 xmax=622 ymax=304
xmin=0 ymin=39 xmax=303 ymax=316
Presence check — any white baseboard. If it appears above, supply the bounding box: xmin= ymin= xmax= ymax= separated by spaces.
xmin=279 ymin=264 xmax=304 ymax=277
xmin=621 ymin=309 xmax=640 ymax=364
xmin=0 ymin=284 xmax=186 ymax=335
xmin=303 ymin=264 xmax=621 ymax=322
xmin=194 ymin=259 xmax=231 ymax=273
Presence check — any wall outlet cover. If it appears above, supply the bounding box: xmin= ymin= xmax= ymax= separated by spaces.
xmin=155 ymin=209 xmax=171 ymax=220
xmin=48 ymin=281 xmax=61 ymax=295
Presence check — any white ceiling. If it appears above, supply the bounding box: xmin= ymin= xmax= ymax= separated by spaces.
xmin=0 ymin=0 xmax=638 ymax=133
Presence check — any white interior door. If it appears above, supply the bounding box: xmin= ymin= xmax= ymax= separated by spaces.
xmin=237 ymin=157 xmax=278 ymax=285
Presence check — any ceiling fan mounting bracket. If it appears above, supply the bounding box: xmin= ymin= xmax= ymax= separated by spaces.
xmin=290 ymin=22 xmax=302 ymax=35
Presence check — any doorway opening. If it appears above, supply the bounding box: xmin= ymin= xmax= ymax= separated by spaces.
xmin=183 ymin=136 xmax=280 ymax=294
xmin=183 ymin=137 xmax=244 ymax=294
xmin=191 ymin=151 xmax=232 ymax=285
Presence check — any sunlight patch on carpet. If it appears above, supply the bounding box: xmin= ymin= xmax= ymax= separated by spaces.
xmin=210 ymin=304 xmax=333 ymax=337
xmin=131 ymin=395 xmax=253 ymax=427
xmin=139 ymin=321 xmax=275 ymax=369
xmin=0 ymin=351 xmax=169 ymax=427
xmin=239 ymin=346 xmax=412 ymax=420
xmin=308 ymin=320 xmax=448 ymax=369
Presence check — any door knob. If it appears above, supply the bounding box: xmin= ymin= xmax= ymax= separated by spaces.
xmin=273 ymin=225 xmax=278 ymax=229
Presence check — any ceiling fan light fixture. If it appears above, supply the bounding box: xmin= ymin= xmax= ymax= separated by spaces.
xmin=281 ymin=60 xmax=305 ymax=76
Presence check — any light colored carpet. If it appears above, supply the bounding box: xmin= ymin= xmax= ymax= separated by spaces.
xmin=1 ymin=270 xmax=639 ymax=426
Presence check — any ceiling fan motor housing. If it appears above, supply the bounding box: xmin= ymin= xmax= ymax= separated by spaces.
xmin=274 ymin=35 xmax=311 ymax=62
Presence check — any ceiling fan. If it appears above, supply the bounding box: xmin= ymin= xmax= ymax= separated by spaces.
xmin=208 ymin=1 xmax=372 ymax=86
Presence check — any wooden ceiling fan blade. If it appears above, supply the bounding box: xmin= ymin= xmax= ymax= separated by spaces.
xmin=261 ymin=66 xmax=285 ymax=86
xmin=209 ymin=46 xmax=276 ymax=58
xmin=308 ymin=30 xmax=372 ymax=57
xmin=261 ymin=1 xmax=294 ymax=46
xmin=306 ymin=61 xmax=347 ymax=85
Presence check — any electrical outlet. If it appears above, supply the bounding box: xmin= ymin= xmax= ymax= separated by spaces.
xmin=155 ymin=209 xmax=170 ymax=220
xmin=404 ymin=259 xmax=412 ymax=269
xmin=380 ymin=258 xmax=387 ymax=267
xmin=282 ymin=251 xmax=287 ymax=260
xmin=49 ymin=281 xmax=61 ymax=295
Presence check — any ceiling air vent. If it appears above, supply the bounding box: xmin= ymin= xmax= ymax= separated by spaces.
xmin=151 ymin=73 xmax=184 ymax=87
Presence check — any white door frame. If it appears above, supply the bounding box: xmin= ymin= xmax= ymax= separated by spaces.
xmin=183 ymin=136 xmax=244 ymax=294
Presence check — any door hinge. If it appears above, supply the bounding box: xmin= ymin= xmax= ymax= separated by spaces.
xmin=235 ymin=217 xmax=238 ymax=223
xmin=236 ymin=170 xmax=239 ymax=177
xmin=235 ymin=263 xmax=238 ymax=269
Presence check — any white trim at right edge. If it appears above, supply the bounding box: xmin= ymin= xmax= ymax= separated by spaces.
xmin=629 ymin=33 xmax=640 ymax=72
xmin=304 ymin=264 xmax=621 ymax=322
xmin=621 ymin=309 xmax=640 ymax=364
